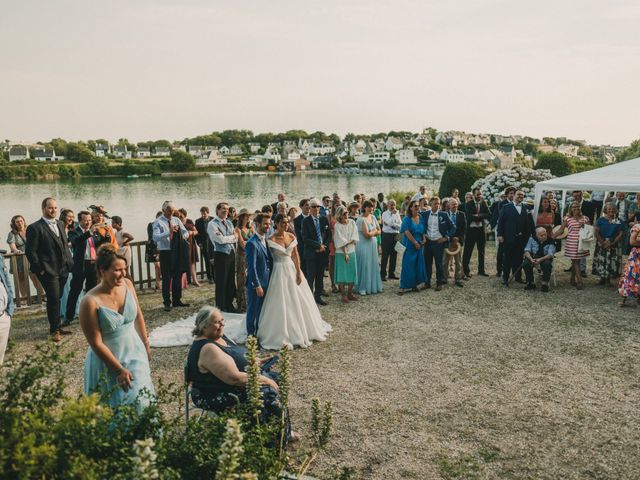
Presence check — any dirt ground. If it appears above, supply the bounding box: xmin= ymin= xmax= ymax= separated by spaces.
xmin=7 ymin=247 xmax=640 ymax=479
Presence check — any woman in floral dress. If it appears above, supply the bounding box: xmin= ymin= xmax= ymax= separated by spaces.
xmin=234 ymin=209 xmax=254 ymax=312
xmin=618 ymin=223 xmax=640 ymax=307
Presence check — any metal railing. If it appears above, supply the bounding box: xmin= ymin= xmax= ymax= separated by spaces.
xmin=2 ymin=240 xmax=210 ymax=306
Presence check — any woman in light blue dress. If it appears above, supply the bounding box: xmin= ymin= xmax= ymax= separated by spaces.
xmin=80 ymin=244 xmax=154 ymax=412
xmin=355 ymin=201 xmax=383 ymax=295
xmin=398 ymin=200 xmax=427 ymax=294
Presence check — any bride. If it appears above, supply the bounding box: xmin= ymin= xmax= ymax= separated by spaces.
xmin=257 ymin=213 xmax=332 ymax=350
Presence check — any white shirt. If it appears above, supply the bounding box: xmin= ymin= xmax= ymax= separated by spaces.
xmin=207 ymin=216 xmax=237 ymax=250
xmin=42 ymin=217 xmax=60 ymax=237
xmin=411 ymin=192 xmax=426 ymax=202
xmin=381 ymin=210 xmax=402 ymax=234
xmin=617 ymin=200 xmax=626 ymax=220
xmin=470 ymin=201 xmax=483 ymax=228
xmin=426 ymin=212 xmax=442 ymax=240
xmin=514 ymin=203 xmax=522 ymax=214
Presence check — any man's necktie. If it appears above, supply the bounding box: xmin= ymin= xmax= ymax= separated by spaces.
xmin=314 ymin=217 xmax=321 ymax=242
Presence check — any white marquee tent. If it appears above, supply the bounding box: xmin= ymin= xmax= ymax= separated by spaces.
xmin=533 ymin=157 xmax=640 ymax=217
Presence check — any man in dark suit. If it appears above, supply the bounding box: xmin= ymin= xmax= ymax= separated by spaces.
xmin=491 ymin=187 xmax=515 ymax=277
xmin=421 ymin=196 xmax=455 ymax=291
xmin=302 ymin=198 xmax=331 ymax=305
xmin=445 ymin=198 xmax=466 ymax=287
xmin=293 ymin=198 xmax=310 ymax=275
xmin=463 ymin=187 xmax=490 ymax=278
xmin=63 ymin=210 xmax=103 ymax=326
xmin=195 ymin=206 xmax=214 ymax=283
xmin=25 ymin=197 xmax=74 ymax=341
xmin=497 ymin=190 xmax=535 ymax=286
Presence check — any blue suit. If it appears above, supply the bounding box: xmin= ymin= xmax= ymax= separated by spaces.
xmin=245 ymin=234 xmax=273 ymax=336
xmin=421 ymin=210 xmax=455 ymax=285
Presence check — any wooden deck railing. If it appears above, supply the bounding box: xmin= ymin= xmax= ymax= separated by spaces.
xmin=2 ymin=240 xmax=209 ymax=306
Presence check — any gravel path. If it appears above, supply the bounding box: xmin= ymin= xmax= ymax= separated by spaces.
xmin=7 ymin=248 xmax=640 ymax=479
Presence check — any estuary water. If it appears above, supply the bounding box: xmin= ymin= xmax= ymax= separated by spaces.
xmin=0 ymin=173 xmax=437 ymax=240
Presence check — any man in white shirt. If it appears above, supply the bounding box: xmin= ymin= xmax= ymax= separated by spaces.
xmin=208 ymin=202 xmax=239 ymax=312
xmin=153 ymin=200 xmax=190 ymax=312
xmin=411 ymin=185 xmax=427 ymax=202
xmin=380 ymin=200 xmax=401 ymax=281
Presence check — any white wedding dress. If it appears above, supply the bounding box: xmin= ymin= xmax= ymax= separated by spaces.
xmin=257 ymin=238 xmax=332 ymax=350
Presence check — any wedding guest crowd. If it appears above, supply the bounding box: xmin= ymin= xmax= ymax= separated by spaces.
xmin=4 ymin=187 xmax=640 ymax=348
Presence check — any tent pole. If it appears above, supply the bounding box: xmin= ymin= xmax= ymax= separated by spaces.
xmin=561 ymin=190 xmax=567 ymax=218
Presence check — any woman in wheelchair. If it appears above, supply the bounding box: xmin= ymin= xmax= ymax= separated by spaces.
xmin=186 ymin=306 xmax=282 ymax=415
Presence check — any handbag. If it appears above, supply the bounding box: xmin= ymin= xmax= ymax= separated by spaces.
xmin=578 ymin=224 xmax=595 ymax=253
xmin=394 ymin=241 xmax=406 ymax=255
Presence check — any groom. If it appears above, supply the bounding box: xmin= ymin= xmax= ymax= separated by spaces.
xmin=245 ymin=213 xmax=274 ymax=336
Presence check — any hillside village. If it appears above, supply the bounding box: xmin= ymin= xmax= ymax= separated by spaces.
xmin=2 ymin=128 xmax=623 ymax=173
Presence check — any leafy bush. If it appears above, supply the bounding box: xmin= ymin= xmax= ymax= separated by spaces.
xmin=0 ymin=341 xmax=333 ymax=479
xmin=534 ymin=152 xmax=575 ymax=176
xmin=438 ymin=162 xmax=485 ymax=198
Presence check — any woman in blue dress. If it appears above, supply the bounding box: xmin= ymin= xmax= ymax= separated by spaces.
xmin=398 ymin=200 xmax=427 ymax=295
xmin=80 ymin=244 xmax=154 ymax=412
xmin=355 ymin=200 xmax=383 ymax=295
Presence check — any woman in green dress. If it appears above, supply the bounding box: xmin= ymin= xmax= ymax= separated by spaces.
xmin=80 ymin=244 xmax=154 ymax=412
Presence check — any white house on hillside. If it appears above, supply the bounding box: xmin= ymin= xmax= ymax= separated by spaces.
xmin=396 ymin=149 xmax=417 ymax=164
xmin=439 ymin=149 xmax=465 ymax=163
xmin=136 ymin=147 xmax=151 ymax=158
xmin=95 ymin=143 xmax=109 ymax=157
xmin=249 ymin=143 xmax=261 ymax=153
xmin=113 ymin=145 xmax=131 ymax=159
xmin=556 ymin=144 xmax=579 ymax=157
xmin=32 ymin=148 xmax=57 ymax=162
xmin=154 ymin=146 xmax=170 ymax=157
xmin=230 ymin=144 xmax=243 ymax=155
xmin=385 ymin=137 xmax=403 ymax=151
xmin=9 ymin=145 xmax=29 ymax=161
xmin=219 ymin=146 xmax=230 ymax=155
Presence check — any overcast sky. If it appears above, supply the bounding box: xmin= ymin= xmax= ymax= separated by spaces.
xmin=1 ymin=0 xmax=638 ymax=146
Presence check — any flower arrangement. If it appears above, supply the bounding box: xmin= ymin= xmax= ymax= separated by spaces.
xmin=471 ymin=165 xmax=554 ymax=203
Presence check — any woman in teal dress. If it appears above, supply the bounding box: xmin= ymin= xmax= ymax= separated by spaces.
xmin=355 ymin=201 xmax=383 ymax=295
xmin=80 ymin=244 xmax=154 ymax=412
xmin=398 ymin=200 xmax=427 ymax=294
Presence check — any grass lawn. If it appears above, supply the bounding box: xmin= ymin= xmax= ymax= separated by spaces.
xmin=6 ymin=246 xmax=640 ymax=479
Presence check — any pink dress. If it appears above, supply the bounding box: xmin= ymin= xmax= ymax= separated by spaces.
xmin=564 ymin=216 xmax=590 ymax=260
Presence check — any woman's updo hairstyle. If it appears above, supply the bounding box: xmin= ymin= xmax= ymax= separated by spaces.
xmin=96 ymin=243 xmax=128 ymax=275
xmin=273 ymin=213 xmax=287 ymax=226
xmin=192 ymin=306 xmax=222 ymax=337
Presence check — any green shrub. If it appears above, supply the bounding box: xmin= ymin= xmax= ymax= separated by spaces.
xmin=0 ymin=342 xmax=332 ymax=479
xmin=438 ymin=162 xmax=485 ymax=198
xmin=534 ymin=152 xmax=575 ymax=176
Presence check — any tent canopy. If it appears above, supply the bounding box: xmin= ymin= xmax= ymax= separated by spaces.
xmin=533 ymin=156 xmax=640 ymax=217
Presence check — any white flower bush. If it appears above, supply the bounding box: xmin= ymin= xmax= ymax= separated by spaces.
xmin=471 ymin=165 xmax=554 ymax=203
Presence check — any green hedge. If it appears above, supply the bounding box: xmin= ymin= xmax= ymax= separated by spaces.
xmin=438 ymin=162 xmax=485 ymax=198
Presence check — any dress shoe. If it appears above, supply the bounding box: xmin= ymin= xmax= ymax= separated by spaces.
xmin=465 ymin=273 xmax=473 ymax=278
xmin=315 ymin=297 xmax=328 ymax=306
xmin=495 ymin=272 xmax=502 ymax=277
xmin=423 ymin=283 xmax=431 ymax=289
xmin=581 ymin=272 xmax=587 ymax=278
xmin=541 ymin=284 xmax=549 ymax=292
xmin=381 ymin=277 xmax=387 ymax=282
xmin=59 ymin=328 xmax=73 ymax=335
xmin=478 ymin=272 xmax=489 ymax=277
xmin=164 ymin=305 xmax=172 ymax=312
xmin=51 ymin=332 xmax=61 ymax=343
xmin=502 ymin=281 xmax=509 ymax=287
xmin=515 ymin=278 xmax=525 ymax=284
xmin=524 ymin=283 xmax=536 ymax=291
xmin=60 ymin=319 xmax=73 ymax=328
xmin=173 ymin=302 xmax=191 ymax=307
xmin=388 ymin=275 xmax=399 ymax=280
xmin=455 ymin=281 xmax=464 ymax=287
xmin=435 ymin=284 xmax=442 ymax=291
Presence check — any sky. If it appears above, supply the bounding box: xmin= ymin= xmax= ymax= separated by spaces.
xmin=1 ymin=0 xmax=639 ymax=146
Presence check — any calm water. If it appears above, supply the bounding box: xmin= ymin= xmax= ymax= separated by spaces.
xmin=0 ymin=173 xmax=436 ymax=240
